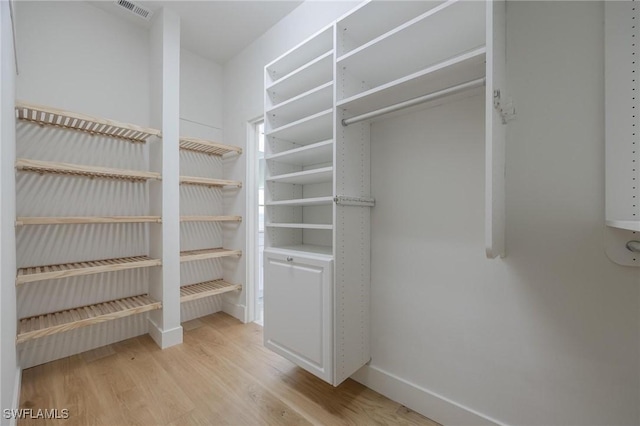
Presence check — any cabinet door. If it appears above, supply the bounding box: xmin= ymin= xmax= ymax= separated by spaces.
xmin=263 ymin=251 xmax=333 ymax=383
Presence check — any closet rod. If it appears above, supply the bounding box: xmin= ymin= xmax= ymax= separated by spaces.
xmin=341 ymin=78 xmax=486 ymax=126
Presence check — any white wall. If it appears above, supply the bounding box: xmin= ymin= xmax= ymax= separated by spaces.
xmin=178 ymin=47 xmax=230 ymax=322
xmin=354 ymin=2 xmax=639 ymax=425
xmin=228 ymin=1 xmax=639 ymax=424
xmin=15 ymin=1 xmax=150 ymax=125
xmin=222 ymin=0 xmax=357 ymax=321
xmin=0 ymin=0 xmax=18 ymax=422
xmin=180 ymin=48 xmax=224 ymax=141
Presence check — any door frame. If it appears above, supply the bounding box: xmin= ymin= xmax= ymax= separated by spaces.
xmin=244 ymin=116 xmax=263 ymax=323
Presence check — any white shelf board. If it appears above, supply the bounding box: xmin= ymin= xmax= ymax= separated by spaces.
xmin=337 ymin=0 xmax=485 ymax=92
xmin=266 ymin=140 xmax=333 ymax=166
xmin=337 ymin=1 xmax=445 ymax=56
xmin=265 ymin=244 xmax=333 ymax=261
xmin=267 ymin=166 xmax=333 ymax=185
xmin=266 ymin=109 xmax=333 ymax=145
xmin=267 ymin=223 xmax=333 ymax=230
xmin=338 ymin=48 xmax=486 ymax=116
xmin=266 ymin=25 xmax=333 ymax=81
xmin=267 ymin=196 xmax=334 ymax=207
xmin=267 ymin=51 xmax=333 ymax=106
xmin=267 ymin=82 xmax=333 ymax=126
xmin=606 ymin=220 xmax=640 ymax=232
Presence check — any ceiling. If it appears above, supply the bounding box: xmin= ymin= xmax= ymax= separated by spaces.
xmin=91 ymin=1 xmax=303 ymax=64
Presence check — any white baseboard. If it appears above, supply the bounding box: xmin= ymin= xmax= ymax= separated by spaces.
xmin=148 ymin=318 xmax=183 ymax=349
xmin=222 ymin=300 xmax=245 ymax=323
xmin=8 ymin=367 xmax=21 ymax=426
xmin=351 ymin=365 xmax=506 ymax=426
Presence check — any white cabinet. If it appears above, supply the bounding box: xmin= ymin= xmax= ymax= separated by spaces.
xmin=263 ymin=249 xmax=333 ymax=383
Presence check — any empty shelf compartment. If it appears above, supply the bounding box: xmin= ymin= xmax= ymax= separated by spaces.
xmin=267 ymin=223 xmax=333 ymax=230
xmin=16 ymin=256 xmax=162 ymax=284
xmin=180 ymin=215 xmax=242 ymax=222
xmin=180 ymin=175 xmax=243 ymax=188
xmin=337 ymin=1 xmax=485 ymax=98
xmin=267 ymin=167 xmax=333 ymax=185
xmin=17 ymin=294 xmax=161 ymax=344
xmin=180 ymin=248 xmax=243 ymax=263
xmin=16 ymin=159 xmax=161 ymax=182
xmin=15 ymin=101 xmax=160 ymax=142
xmin=179 ymin=137 xmax=242 ymax=156
xmin=180 ymin=279 xmax=242 ymax=303
xmin=16 ymin=216 xmax=161 ymax=226
xmin=266 ymin=140 xmax=333 ymax=167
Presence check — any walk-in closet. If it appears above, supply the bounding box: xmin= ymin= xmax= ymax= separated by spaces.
xmin=1 ymin=1 xmax=638 ymax=425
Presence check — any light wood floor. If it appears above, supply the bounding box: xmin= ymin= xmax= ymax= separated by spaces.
xmin=19 ymin=312 xmax=439 ymax=426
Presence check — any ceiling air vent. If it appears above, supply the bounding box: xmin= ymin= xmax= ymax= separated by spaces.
xmin=114 ymin=0 xmax=153 ymax=21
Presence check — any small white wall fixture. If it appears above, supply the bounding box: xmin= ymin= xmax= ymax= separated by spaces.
xmin=605 ymin=0 xmax=640 ymax=267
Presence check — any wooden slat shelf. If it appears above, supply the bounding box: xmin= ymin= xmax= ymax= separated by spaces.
xmin=180 ymin=279 xmax=242 ymax=303
xmin=16 ymin=159 xmax=161 ymax=182
xmin=16 ymin=256 xmax=162 ymax=284
xmin=180 ymin=248 xmax=242 ymax=263
xmin=179 ymin=137 xmax=242 ymax=156
xmin=180 ymin=215 xmax=242 ymax=222
xmin=16 ymin=294 xmax=161 ymax=344
xmin=15 ymin=101 xmax=161 ymax=143
xmin=16 ymin=216 xmax=161 ymax=226
xmin=180 ymin=175 xmax=242 ymax=188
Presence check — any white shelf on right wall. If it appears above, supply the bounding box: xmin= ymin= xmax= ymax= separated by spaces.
xmin=604 ymin=0 xmax=640 ymax=266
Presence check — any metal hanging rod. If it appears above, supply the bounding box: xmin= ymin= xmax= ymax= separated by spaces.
xmin=341 ymin=77 xmax=486 ymax=126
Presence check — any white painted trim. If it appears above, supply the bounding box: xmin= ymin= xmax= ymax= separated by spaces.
xmin=8 ymin=367 xmax=21 ymax=426
xmin=222 ymin=300 xmax=245 ymax=323
xmin=147 ymin=317 xmax=183 ymax=349
xmin=351 ymin=365 xmax=506 ymax=426
xmin=245 ymin=117 xmax=263 ymax=324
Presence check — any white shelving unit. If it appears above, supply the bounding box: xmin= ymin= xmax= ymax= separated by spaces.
xmin=604 ymin=0 xmax=640 ymax=266
xmin=263 ymin=0 xmax=508 ymax=386
xmin=179 ymin=137 xmax=243 ymax=319
xmin=264 ymin=22 xmax=372 ymax=387
xmin=337 ymin=0 xmax=486 ymax=101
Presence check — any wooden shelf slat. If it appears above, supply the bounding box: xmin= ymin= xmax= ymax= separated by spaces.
xmin=16 ymin=255 xmax=161 ymax=284
xmin=15 ymin=101 xmax=161 ymax=142
xmin=180 ymin=279 xmax=242 ymax=303
xmin=180 ymin=248 xmax=242 ymax=263
xmin=180 ymin=175 xmax=242 ymax=188
xmin=179 ymin=137 xmax=242 ymax=156
xmin=17 ymin=294 xmax=161 ymax=343
xmin=180 ymin=215 xmax=242 ymax=222
xmin=16 ymin=159 xmax=161 ymax=182
xmin=16 ymin=216 xmax=161 ymax=226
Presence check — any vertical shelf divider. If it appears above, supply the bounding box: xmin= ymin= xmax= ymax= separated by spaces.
xmin=148 ymin=7 xmax=183 ymax=348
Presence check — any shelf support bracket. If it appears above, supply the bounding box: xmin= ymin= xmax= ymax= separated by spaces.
xmin=493 ymin=89 xmax=516 ymax=124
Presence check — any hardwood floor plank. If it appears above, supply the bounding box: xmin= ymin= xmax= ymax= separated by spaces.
xmin=19 ymin=313 xmax=439 ymax=426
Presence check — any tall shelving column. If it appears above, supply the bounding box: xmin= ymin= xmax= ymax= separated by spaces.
xmin=264 ymin=25 xmax=335 ymax=254
xmin=179 ymin=137 xmax=243 ymax=322
xmin=263 ymin=23 xmax=372 ymax=386
xmin=14 ymin=102 xmax=162 ymax=364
